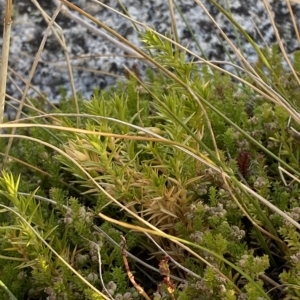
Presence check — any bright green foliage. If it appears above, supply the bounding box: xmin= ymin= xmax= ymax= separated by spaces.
xmin=1 ymin=27 xmax=300 ymax=300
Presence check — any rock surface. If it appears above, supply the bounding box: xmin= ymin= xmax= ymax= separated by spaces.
xmin=0 ymin=0 xmax=299 ymax=102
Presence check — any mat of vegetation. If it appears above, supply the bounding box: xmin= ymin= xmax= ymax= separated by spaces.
xmin=1 ymin=36 xmax=300 ymax=299
xmin=2 ymin=0 xmax=300 ymax=299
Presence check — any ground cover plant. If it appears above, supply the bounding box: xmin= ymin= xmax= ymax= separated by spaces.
xmin=1 ymin=0 xmax=300 ymax=299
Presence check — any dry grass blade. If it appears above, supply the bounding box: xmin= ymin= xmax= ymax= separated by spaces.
xmin=144 ymin=232 xmax=202 ymax=280
xmin=286 ymin=0 xmax=300 ymax=44
xmin=30 ymin=0 xmax=79 ymax=124
xmin=59 ymin=0 xmax=300 ymax=127
xmin=98 ymin=214 xmax=244 ymax=294
xmin=2 ymin=114 xmax=300 ymax=230
xmin=1 ymin=0 xmax=300 ymax=298
xmin=0 ymin=129 xmax=241 ymax=292
xmin=89 ymin=0 xmax=300 ymax=126
xmin=194 ymin=0 xmax=267 ymax=74
xmin=93 ymin=225 xmax=185 ymax=282
xmin=262 ymin=0 xmax=300 ymax=86
xmin=168 ymin=0 xmax=179 ymax=51
xmin=1 ymin=3 xmax=63 ymax=169
xmin=0 ymin=204 xmax=111 ymax=300
xmin=0 ymin=0 xmax=13 ymax=124
xmin=6 ymin=66 xmax=58 ymax=110
xmin=54 ymin=0 xmax=146 ymax=62
xmin=80 ymin=237 xmax=114 ymax=300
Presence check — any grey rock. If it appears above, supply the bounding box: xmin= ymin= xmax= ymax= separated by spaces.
xmin=0 ymin=0 xmax=299 ymax=104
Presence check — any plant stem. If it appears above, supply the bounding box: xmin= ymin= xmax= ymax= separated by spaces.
xmin=0 ymin=0 xmax=13 ymax=124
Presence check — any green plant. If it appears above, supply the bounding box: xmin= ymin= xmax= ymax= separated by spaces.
xmin=1 ymin=0 xmax=300 ymax=299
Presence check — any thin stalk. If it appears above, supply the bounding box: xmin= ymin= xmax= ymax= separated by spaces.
xmin=0 ymin=203 xmax=110 ymax=300
xmin=204 ymin=0 xmax=271 ymax=70
xmin=0 ymin=0 xmax=13 ymax=123
xmin=261 ymin=0 xmax=300 ymax=86
xmin=0 ymin=280 xmax=17 ymax=300
xmin=58 ymin=1 xmax=300 ymax=172
xmin=129 ymin=69 xmax=285 ymax=252
xmin=100 ymin=213 xmax=270 ymax=299
xmin=286 ymin=0 xmax=300 ymax=44
xmin=116 ymin=0 xmax=139 ymax=32
xmin=173 ymin=0 xmax=207 ymax=59
xmin=1 ymin=4 xmax=62 ymax=169
xmin=6 ymin=67 xmax=58 ymax=111
xmin=222 ymin=0 xmax=244 ymax=77
xmin=78 ymin=0 xmax=300 ymax=125
xmin=2 ymin=113 xmax=300 ymax=230
xmin=0 ymin=132 xmax=242 ymax=294
xmin=168 ymin=0 xmax=180 ymax=53
xmin=31 ymin=0 xmax=79 ymax=123
xmin=53 ymin=0 xmax=147 ymax=62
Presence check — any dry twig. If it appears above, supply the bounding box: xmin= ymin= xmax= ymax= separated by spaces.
xmin=158 ymin=257 xmax=176 ymax=300
xmin=121 ymin=236 xmax=151 ymax=300
xmin=0 ymin=0 xmax=13 ymax=123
